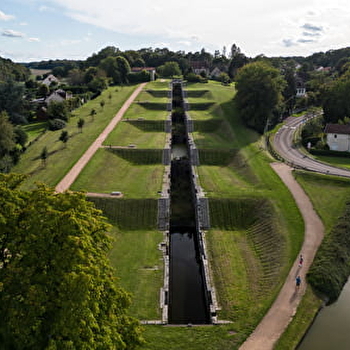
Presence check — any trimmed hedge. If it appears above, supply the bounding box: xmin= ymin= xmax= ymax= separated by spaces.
xmin=310 ymin=149 xmax=350 ymax=158
xmin=193 ymin=119 xmax=223 ymax=133
xmin=88 ymin=197 xmax=158 ymax=230
xmin=126 ymin=120 xmax=165 ymax=132
xmin=307 ymin=200 xmax=350 ymax=303
xmin=198 ymin=149 xmax=238 ymax=166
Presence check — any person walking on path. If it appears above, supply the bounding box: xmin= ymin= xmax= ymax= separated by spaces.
xmin=299 ymin=254 xmax=304 ymax=268
xmin=296 ymin=275 xmax=302 ymax=289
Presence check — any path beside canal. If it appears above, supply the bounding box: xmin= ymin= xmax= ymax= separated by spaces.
xmin=239 ymin=162 xmax=324 ymax=350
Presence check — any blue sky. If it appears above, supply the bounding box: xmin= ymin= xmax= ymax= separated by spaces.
xmin=1 ymin=0 xmax=350 ymax=62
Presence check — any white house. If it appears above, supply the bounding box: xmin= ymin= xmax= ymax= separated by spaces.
xmin=210 ymin=67 xmax=222 ymax=79
xmin=324 ymin=124 xmax=350 ymax=152
xmin=190 ymin=61 xmax=210 ymax=76
xmin=42 ymin=74 xmax=59 ymax=86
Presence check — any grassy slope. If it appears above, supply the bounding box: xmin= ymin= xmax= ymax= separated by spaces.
xmin=108 ymin=227 xmax=164 ymax=320
xmin=275 ymin=171 xmax=350 ymax=349
xmin=140 ymin=81 xmax=304 ymax=349
xmin=12 ymin=85 xmax=138 ymax=189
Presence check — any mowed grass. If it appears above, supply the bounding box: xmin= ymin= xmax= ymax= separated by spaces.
xmin=70 ymin=148 xmax=164 ymax=197
xmin=108 ymin=226 xmax=164 ymax=320
xmin=141 ymin=324 xmax=241 ymax=350
xmin=103 ymin=121 xmax=166 ymax=148
xmin=294 ymin=171 xmax=350 ymax=231
xmin=12 ymin=85 xmax=138 ymax=189
xmin=123 ymin=102 xmax=169 ymax=120
xmin=22 ymin=121 xmax=47 ymax=144
xmin=314 ymin=155 xmax=350 ymax=170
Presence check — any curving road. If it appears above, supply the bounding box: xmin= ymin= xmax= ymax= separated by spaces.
xmin=273 ymin=115 xmax=350 ymax=178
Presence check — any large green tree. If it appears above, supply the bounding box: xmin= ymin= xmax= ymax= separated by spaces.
xmin=0 ymin=174 xmax=143 ymax=349
xmin=235 ymin=61 xmax=286 ymax=133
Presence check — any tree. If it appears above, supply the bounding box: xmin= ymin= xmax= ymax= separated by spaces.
xmin=47 ymin=101 xmax=69 ymax=121
xmin=235 ymin=61 xmax=286 ymax=133
xmin=90 ymin=108 xmax=97 ymax=121
xmin=100 ymin=100 xmax=105 ymax=109
xmin=59 ymin=130 xmax=69 ymax=147
xmin=40 ymin=146 xmax=48 ymax=165
xmin=157 ymin=61 xmax=181 ymax=78
xmin=0 ymin=174 xmax=143 ymax=349
xmin=116 ymin=56 xmax=131 ymax=84
xmin=77 ymin=118 xmax=85 ymax=133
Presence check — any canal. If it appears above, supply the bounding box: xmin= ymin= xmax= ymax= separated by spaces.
xmin=298 ymin=277 xmax=350 ymax=349
xmin=167 ymin=81 xmax=210 ymax=324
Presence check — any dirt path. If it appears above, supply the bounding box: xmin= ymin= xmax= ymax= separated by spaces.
xmin=55 ymin=83 xmax=147 ymax=193
xmin=239 ymin=162 xmax=324 ymax=350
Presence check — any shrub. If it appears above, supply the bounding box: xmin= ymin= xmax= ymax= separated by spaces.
xmin=48 ymin=118 xmax=66 ymax=130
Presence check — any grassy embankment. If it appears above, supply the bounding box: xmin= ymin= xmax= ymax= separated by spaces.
xmin=70 ymin=80 xmax=171 ymax=322
xmin=275 ymin=171 xmax=350 ymax=349
xmin=12 ymin=85 xmax=138 ymax=189
xmin=139 ymin=81 xmax=304 ymax=350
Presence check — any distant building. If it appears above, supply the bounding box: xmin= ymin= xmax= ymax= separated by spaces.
xmin=324 ymin=124 xmax=350 ymax=151
xmin=45 ymin=89 xmax=72 ymax=104
xmin=210 ymin=67 xmax=222 ymax=79
xmin=295 ymin=78 xmax=306 ymax=97
xmin=189 ymin=61 xmax=210 ymax=76
xmin=42 ymin=74 xmax=59 ymax=86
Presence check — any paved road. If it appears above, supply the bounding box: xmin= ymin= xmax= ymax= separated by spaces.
xmin=273 ymin=115 xmax=350 ymax=178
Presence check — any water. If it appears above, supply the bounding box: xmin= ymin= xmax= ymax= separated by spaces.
xmin=167 ymin=81 xmax=210 ymax=324
xmin=298 ymin=278 xmax=350 ymax=349
xmin=168 ymin=228 xmax=209 ymax=324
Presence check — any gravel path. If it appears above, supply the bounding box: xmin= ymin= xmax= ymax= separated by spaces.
xmin=55 ymin=83 xmax=147 ymax=193
xmin=239 ymin=162 xmax=324 ymax=350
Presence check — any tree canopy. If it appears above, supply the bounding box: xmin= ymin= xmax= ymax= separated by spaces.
xmin=0 ymin=174 xmax=143 ymax=349
xmin=235 ymin=61 xmax=286 ymax=133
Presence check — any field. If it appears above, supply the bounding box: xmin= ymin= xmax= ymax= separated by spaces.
xmin=12 ymin=85 xmax=138 ymax=189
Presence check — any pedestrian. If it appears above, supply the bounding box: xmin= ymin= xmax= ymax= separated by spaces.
xmin=296 ymin=275 xmax=301 ymax=289
xmin=298 ymin=254 xmax=303 ymax=268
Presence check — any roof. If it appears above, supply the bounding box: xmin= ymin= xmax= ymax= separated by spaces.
xmin=324 ymin=124 xmax=350 ymax=135
xmin=190 ymin=61 xmax=209 ymax=69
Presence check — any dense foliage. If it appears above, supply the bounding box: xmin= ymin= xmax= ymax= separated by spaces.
xmin=0 ymin=57 xmax=30 ymax=82
xmin=0 ymin=174 xmax=143 ymax=349
xmin=307 ymin=200 xmax=350 ymax=303
xmin=235 ymin=61 xmax=286 ymax=133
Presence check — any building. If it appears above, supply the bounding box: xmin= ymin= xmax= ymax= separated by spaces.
xmin=189 ymin=61 xmax=210 ymax=76
xmin=324 ymin=124 xmax=350 ymax=152
xmin=42 ymin=74 xmax=59 ymax=86
xmin=45 ymin=89 xmax=72 ymax=104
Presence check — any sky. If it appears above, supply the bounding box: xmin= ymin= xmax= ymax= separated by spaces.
xmin=1 ymin=0 xmax=350 ymax=62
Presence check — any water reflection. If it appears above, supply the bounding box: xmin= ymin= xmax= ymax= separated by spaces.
xmin=298 ymin=278 xmax=350 ymax=349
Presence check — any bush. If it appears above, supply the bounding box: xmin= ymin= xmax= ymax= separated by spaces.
xmin=48 ymin=118 xmax=66 ymax=130
xmin=307 ymin=200 xmax=350 ymax=303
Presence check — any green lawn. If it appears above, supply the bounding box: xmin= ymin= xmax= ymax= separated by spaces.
xmin=13 ymin=85 xmax=138 ymax=189
xmin=70 ymin=148 xmax=164 ymax=197
xmin=22 ymin=121 xmax=47 ymax=144
xmin=108 ymin=226 xmax=164 ymax=320
xmin=314 ymin=155 xmax=350 ymax=170
xmin=103 ymin=121 xmax=167 ymax=148
xmin=123 ymin=102 xmax=169 ymax=120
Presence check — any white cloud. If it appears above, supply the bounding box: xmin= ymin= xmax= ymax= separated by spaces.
xmin=2 ymin=29 xmax=25 ymax=38
xmin=0 ymin=10 xmax=14 ymax=21
xmin=28 ymin=37 xmax=40 ymax=42
xmin=20 ymin=0 xmax=350 ymax=57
